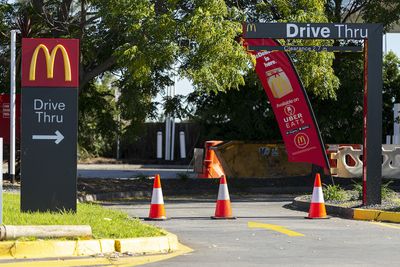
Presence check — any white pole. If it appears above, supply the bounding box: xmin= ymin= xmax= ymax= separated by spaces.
xmin=394 ymin=103 xmax=400 ymax=140
xmin=386 ymin=135 xmax=391 ymax=145
xmin=115 ymin=88 xmax=121 ymax=160
xmin=164 ymin=85 xmax=170 ymax=161
xmin=157 ymin=131 xmax=163 ymax=158
xmin=384 ymin=34 xmax=387 ymax=55
xmin=10 ymin=30 xmax=19 ymax=183
xmin=394 ymin=135 xmax=399 ymax=145
xmin=179 ymin=131 xmax=186 ymax=159
xmin=170 ymin=117 xmax=175 ymax=161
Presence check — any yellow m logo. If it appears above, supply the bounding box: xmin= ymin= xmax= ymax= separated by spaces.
xmin=296 ymin=136 xmax=306 ymax=145
xmin=29 ymin=44 xmax=72 ymax=81
xmin=247 ymin=23 xmax=256 ymax=32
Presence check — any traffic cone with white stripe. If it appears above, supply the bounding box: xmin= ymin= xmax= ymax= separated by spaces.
xmin=146 ymin=174 xmax=167 ymax=221
xmin=307 ymin=173 xmax=329 ymax=219
xmin=211 ymin=175 xmax=236 ymax=219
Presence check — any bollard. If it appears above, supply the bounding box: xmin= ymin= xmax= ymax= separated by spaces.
xmin=157 ymin=131 xmax=163 ymax=159
xmin=179 ymin=131 xmax=186 ymax=159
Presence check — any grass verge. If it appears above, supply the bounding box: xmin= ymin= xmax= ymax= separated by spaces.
xmin=3 ymin=193 xmax=164 ymax=239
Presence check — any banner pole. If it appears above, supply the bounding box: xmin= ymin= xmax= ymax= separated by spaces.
xmin=362 ymin=39 xmax=368 ymax=205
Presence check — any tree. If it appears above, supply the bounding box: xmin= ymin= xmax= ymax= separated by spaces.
xmin=382 ymin=51 xmax=400 ymax=138
xmin=325 ymin=0 xmax=400 ymax=31
xmin=319 ymin=0 xmax=400 ymax=143
xmin=188 ymin=0 xmax=341 ymax=143
xmin=0 ymin=0 xmax=251 ymax=154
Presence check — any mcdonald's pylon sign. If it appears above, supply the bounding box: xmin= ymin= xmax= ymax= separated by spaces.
xmin=22 ymin=38 xmax=79 ymax=88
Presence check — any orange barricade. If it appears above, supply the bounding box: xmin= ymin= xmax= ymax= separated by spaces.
xmin=198 ymin=141 xmax=225 ymax=178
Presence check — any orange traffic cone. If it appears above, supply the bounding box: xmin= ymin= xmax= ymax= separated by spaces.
xmin=211 ymin=175 xmax=236 ymax=219
xmin=145 ymin=174 xmax=167 ymax=221
xmin=307 ymin=173 xmax=329 ymax=219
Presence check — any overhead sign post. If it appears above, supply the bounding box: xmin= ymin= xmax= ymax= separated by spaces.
xmin=243 ymin=23 xmax=383 ymax=205
xmin=21 ymin=38 xmax=79 ymax=212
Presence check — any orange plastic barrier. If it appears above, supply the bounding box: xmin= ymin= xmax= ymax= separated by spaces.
xmin=198 ymin=141 xmax=225 ymax=178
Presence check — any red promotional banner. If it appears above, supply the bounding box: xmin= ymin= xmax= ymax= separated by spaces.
xmin=21 ymin=38 xmax=79 ymax=88
xmin=0 ymin=94 xmax=21 ymax=144
xmin=244 ymin=38 xmax=329 ymax=170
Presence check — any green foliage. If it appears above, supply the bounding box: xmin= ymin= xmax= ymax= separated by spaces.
xmin=188 ymin=73 xmax=281 ymax=140
xmin=78 ymin=74 xmax=118 ymax=157
xmin=382 ymin=52 xmax=400 ymax=138
xmin=323 ymin=184 xmax=348 ymax=201
xmin=188 ymin=0 xmax=342 ymax=142
xmin=1 ymin=0 xmax=399 ymax=156
xmin=313 ymin=51 xmax=364 ymax=143
xmin=381 ymin=181 xmax=397 ymax=201
xmin=3 ymin=193 xmax=163 ymax=239
xmin=352 ymin=182 xmax=363 ymax=200
xmin=352 ymin=181 xmax=397 ymax=201
xmin=271 ymin=0 xmax=340 ymax=99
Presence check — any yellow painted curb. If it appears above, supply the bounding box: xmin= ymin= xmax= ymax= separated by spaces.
xmin=0 ymin=232 xmax=180 ymax=259
xmin=115 ymin=233 xmax=178 ymax=254
xmin=354 ymin=209 xmax=400 ymax=223
xmin=10 ymin=240 xmax=76 ymax=259
xmin=0 ymin=243 xmax=193 ymax=267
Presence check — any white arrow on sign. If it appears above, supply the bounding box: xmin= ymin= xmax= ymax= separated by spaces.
xmin=32 ymin=130 xmax=64 ymax=144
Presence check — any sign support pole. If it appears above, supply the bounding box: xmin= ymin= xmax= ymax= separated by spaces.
xmin=9 ymin=30 xmax=19 ymax=184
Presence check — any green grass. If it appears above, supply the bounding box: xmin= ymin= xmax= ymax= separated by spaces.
xmin=3 ymin=193 xmax=164 ymax=239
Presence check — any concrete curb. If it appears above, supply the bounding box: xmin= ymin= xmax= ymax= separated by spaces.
xmin=78 ymin=191 xmax=151 ymax=202
xmin=0 ymin=232 xmax=179 ymax=259
xmin=292 ymin=197 xmax=400 ymax=223
xmin=77 ymin=187 xmax=311 ymax=203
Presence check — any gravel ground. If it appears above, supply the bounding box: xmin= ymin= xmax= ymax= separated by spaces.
xmin=298 ymin=190 xmax=400 ymax=211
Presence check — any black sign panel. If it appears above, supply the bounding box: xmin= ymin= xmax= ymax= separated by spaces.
xmin=243 ymin=23 xmax=379 ymax=39
xmin=21 ymin=87 xmax=77 ymax=212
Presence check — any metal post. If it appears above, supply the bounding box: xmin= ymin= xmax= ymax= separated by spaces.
xmin=9 ymin=30 xmax=19 ymax=184
xmin=170 ymin=117 xmax=175 ymax=161
xmin=364 ymin=25 xmax=383 ymax=205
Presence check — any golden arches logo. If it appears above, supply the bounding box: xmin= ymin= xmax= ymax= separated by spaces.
xmin=29 ymin=44 xmax=72 ymax=81
xmin=294 ymin=133 xmax=309 ymax=149
xmin=247 ymin=23 xmax=256 ymax=32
